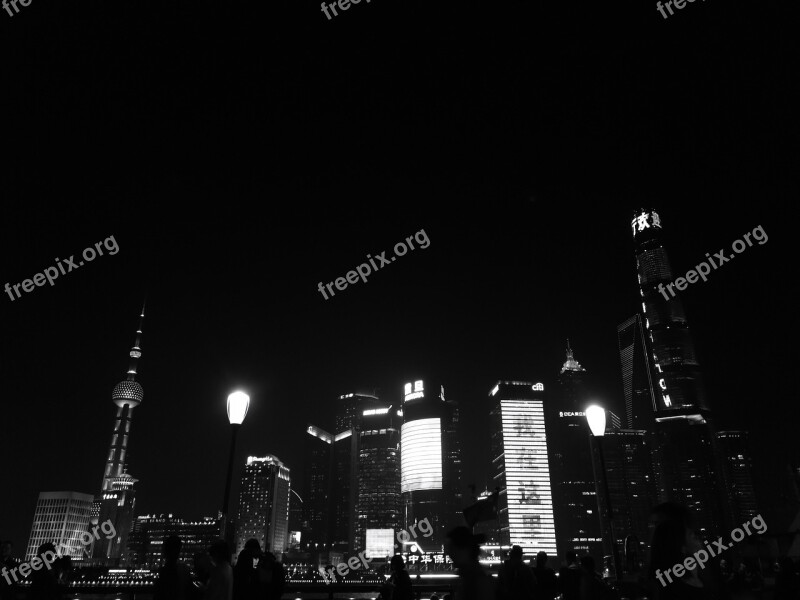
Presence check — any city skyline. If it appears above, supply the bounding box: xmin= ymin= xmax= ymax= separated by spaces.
xmin=0 ymin=202 xmax=790 ymax=554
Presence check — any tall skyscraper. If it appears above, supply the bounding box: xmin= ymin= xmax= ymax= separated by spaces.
xmin=235 ymin=455 xmax=291 ymax=556
xmin=590 ymin=429 xmax=658 ymax=575
xmin=547 ymin=343 xmax=604 ymax=565
xmin=716 ymin=431 xmax=759 ymax=526
xmin=126 ymin=514 xmax=219 ymax=568
xmin=488 ymin=381 xmax=557 ymax=555
xmin=356 ymin=405 xmax=401 ymax=553
xmin=629 ymin=209 xmax=724 ymax=536
xmin=26 ymin=492 xmax=94 ymax=561
xmin=302 ymin=424 xmax=333 ymax=549
xmin=400 ymin=379 xmax=463 ymax=550
xmin=92 ymin=304 xmax=146 ymax=564
xmin=617 ymin=315 xmax=658 ymax=430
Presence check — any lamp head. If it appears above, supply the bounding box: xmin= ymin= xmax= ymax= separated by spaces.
xmin=227 ymin=391 xmax=250 ymax=425
xmin=585 ymin=404 xmax=606 ymax=437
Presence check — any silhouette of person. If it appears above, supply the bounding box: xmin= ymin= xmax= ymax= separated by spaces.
xmin=445 ymin=526 xmax=495 ymax=600
xmin=154 ymin=535 xmax=192 ymax=600
xmin=558 ymin=551 xmax=581 ymax=600
xmin=774 ymin=557 xmax=800 ymax=600
xmin=27 ymin=543 xmax=62 ymax=600
xmin=387 ymin=555 xmax=413 ymax=600
xmin=648 ymin=517 xmax=713 ymax=599
xmin=532 ymin=551 xmax=557 ymax=600
xmin=233 ymin=539 xmax=265 ymax=600
xmin=497 ymin=545 xmax=537 ymax=600
xmin=0 ymin=540 xmax=20 ymax=600
xmin=262 ymin=552 xmax=285 ymax=600
xmin=197 ymin=540 xmax=233 ymax=600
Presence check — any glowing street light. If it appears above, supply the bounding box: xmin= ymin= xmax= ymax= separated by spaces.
xmin=585 ymin=403 xmax=622 ymax=582
xmin=220 ymin=391 xmax=250 ymax=542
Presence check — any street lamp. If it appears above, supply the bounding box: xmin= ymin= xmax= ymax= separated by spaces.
xmin=220 ymin=390 xmax=250 ymax=542
xmin=585 ymin=403 xmax=622 ymax=582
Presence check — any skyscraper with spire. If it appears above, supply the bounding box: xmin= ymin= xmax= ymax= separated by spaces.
xmin=91 ymin=304 xmax=146 ymax=564
xmin=547 ymin=342 xmax=604 ymax=566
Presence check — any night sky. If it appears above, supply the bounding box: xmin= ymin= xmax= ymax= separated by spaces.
xmin=1 ymin=0 xmax=796 ymax=550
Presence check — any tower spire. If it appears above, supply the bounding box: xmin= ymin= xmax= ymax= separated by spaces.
xmin=560 ymin=338 xmax=585 ymax=374
xmin=126 ymin=300 xmax=145 ymax=381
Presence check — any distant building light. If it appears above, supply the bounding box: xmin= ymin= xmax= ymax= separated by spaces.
xmin=490 ymin=385 xmax=499 ymax=397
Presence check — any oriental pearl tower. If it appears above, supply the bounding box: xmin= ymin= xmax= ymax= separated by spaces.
xmin=90 ymin=303 xmax=146 ymax=565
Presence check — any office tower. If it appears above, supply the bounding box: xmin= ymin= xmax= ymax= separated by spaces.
xmin=235 ymin=456 xmax=291 ymax=556
xmin=303 ymin=425 xmax=333 ymax=548
xmin=26 ymin=492 xmax=94 ymax=561
xmin=547 ymin=342 xmax=604 ymax=565
xmin=590 ymin=429 xmax=658 ymax=575
xmin=631 ymin=209 xmax=706 ymax=412
xmin=716 ymin=431 xmax=759 ymax=526
xmin=92 ymin=304 xmax=146 ymax=564
xmin=401 ymin=379 xmax=463 ymax=550
xmin=126 ymin=514 xmax=219 ymax=568
xmin=332 ymin=429 xmax=358 ymax=550
xmin=617 ymin=315 xmax=658 ymax=429
xmin=356 ymin=405 xmax=401 ymax=554
xmin=336 ymin=392 xmax=381 ymax=434
xmin=629 ymin=209 xmax=723 ymax=536
xmin=488 ymin=381 xmax=557 ymax=554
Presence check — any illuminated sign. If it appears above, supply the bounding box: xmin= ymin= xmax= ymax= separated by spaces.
xmin=404 ymin=380 xmax=425 ymax=402
xmin=631 ymin=210 xmax=662 ymax=237
xmin=490 ymin=384 xmax=499 ymax=397
xmin=363 ymin=408 xmax=390 ymax=416
xmin=366 ymin=529 xmax=395 ymax=558
xmin=401 ymin=418 xmax=442 ymax=492
xmin=658 ymin=379 xmax=667 ymax=390
xmin=532 ymin=383 xmax=544 ymax=391
xmin=559 ymin=411 xmax=585 ymax=418
xmin=500 ymin=399 xmax=557 ymax=555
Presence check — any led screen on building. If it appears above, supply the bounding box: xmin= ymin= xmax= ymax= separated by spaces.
xmin=366 ymin=528 xmax=395 ymax=558
xmin=501 ymin=399 xmax=557 ymax=554
xmin=400 ymin=418 xmax=442 ymax=492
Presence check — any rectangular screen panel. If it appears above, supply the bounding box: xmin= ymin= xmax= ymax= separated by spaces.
xmin=400 ymin=418 xmax=442 ymax=492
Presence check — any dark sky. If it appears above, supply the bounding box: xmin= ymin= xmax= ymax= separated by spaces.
xmin=1 ymin=0 xmax=796 ymax=548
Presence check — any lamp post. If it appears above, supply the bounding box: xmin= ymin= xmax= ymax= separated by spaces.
xmin=586 ymin=404 xmax=622 ymax=582
xmin=220 ymin=390 xmax=250 ymax=543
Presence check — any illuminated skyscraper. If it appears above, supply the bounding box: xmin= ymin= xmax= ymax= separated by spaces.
xmin=126 ymin=514 xmax=219 ymax=568
xmin=617 ymin=315 xmax=658 ymax=430
xmin=92 ymin=304 xmax=146 ymax=564
xmin=489 ymin=381 xmax=557 ymax=554
xmin=547 ymin=343 xmax=604 ymax=565
xmin=356 ymin=406 xmax=401 ymax=553
xmin=235 ymin=455 xmax=291 ymax=556
xmin=400 ymin=379 xmax=462 ymax=549
xmin=26 ymin=492 xmax=94 ymax=561
xmin=629 ymin=209 xmax=723 ymax=536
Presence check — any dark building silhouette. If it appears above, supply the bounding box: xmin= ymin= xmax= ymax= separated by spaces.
xmin=715 ymin=431 xmax=759 ymax=526
xmin=303 ymin=424 xmax=333 ymax=550
xmin=547 ymin=342 xmax=604 ymax=565
xmin=590 ymin=428 xmax=658 ymax=576
xmin=91 ymin=304 xmax=146 ymax=565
